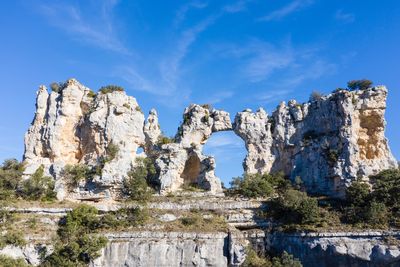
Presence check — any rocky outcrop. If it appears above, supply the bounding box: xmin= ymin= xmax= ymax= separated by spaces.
xmin=267 ymin=231 xmax=400 ymax=267
xmin=23 ymin=80 xmax=230 ymax=200
xmin=155 ymin=104 xmax=232 ymax=194
xmin=234 ymin=87 xmax=397 ymax=197
xmin=24 ymin=79 xmax=146 ymax=200
xmin=91 ymin=232 xmax=229 ymax=267
xmin=24 ymin=80 xmax=397 ymax=200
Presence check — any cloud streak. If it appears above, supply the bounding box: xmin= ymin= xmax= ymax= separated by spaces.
xmin=335 ymin=10 xmax=355 ymax=24
xmin=258 ymin=0 xmax=313 ymax=21
xmin=37 ymin=0 xmax=130 ymax=54
xmin=174 ymin=1 xmax=208 ymax=27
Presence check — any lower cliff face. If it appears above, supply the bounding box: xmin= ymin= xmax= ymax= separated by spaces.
xmin=267 ymin=232 xmax=400 ymax=267
xmin=90 ymin=232 xmax=229 ymax=267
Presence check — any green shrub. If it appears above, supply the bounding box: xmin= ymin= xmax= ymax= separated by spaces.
xmin=18 ymin=165 xmax=57 ymax=201
xmin=309 ymin=91 xmax=323 ymax=101
xmin=42 ymin=205 xmax=107 ymax=266
xmin=87 ymin=90 xmax=96 ymax=98
xmin=63 ymin=164 xmax=93 ymax=189
xmin=326 ymin=149 xmax=339 ymax=165
xmin=270 ymin=189 xmax=320 ymax=226
xmin=135 ymin=106 xmax=142 ymax=113
xmin=105 ymin=143 xmax=119 ymax=162
xmin=0 ymin=231 xmax=26 ymax=248
xmin=157 ymin=135 xmax=175 ymax=145
xmin=346 ymin=179 xmax=370 ymax=206
xmin=242 ymin=247 xmax=302 ymax=267
xmin=50 ymin=82 xmax=62 ymax=93
xmin=242 ymin=247 xmax=270 ymax=267
xmin=365 ymin=201 xmax=389 ymax=227
xmin=0 ymin=159 xmax=24 ymax=200
xmin=332 ymin=87 xmax=347 ymax=93
xmin=370 ymin=169 xmax=400 ymax=208
xmin=229 ymin=172 xmax=289 ymax=198
xmin=100 ymin=207 xmax=148 ymax=229
xmin=122 ymin=158 xmax=155 ymax=202
xmin=201 ymin=104 xmax=212 ymax=110
xmin=347 ymin=79 xmax=373 ymax=91
xmin=271 ymin=251 xmax=302 ymax=267
xmin=99 ymin=85 xmax=124 ymax=94
xmin=0 ymin=255 xmax=29 ymax=267
xmin=180 ymin=216 xmax=199 ymax=226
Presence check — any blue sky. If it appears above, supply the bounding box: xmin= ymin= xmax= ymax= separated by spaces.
xmin=0 ymin=0 xmax=399 ymax=186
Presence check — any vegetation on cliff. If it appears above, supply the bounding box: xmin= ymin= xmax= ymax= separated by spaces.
xmin=243 ymin=247 xmax=302 ymax=267
xmin=230 ymin=167 xmax=400 ymax=231
xmin=0 ymin=160 xmax=56 ymax=202
xmin=41 ymin=204 xmax=148 ymax=266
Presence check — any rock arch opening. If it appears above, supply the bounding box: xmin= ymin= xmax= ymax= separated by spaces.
xmin=203 ymin=131 xmax=246 ymax=188
xmin=180 ymin=153 xmax=201 ymax=186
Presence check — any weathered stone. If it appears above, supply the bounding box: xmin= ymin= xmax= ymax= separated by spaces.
xmin=234 ymin=87 xmax=397 ymax=197
xmin=267 ymin=231 xmax=400 ymax=267
xmin=23 ymin=79 xmax=145 ymax=201
xmin=155 ymin=104 xmax=232 ymax=194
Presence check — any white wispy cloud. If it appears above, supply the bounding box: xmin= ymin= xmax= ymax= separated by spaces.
xmin=37 ymin=0 xmax=130 ymax=54
xmin=116 ymin=15 xmax=218 ymax=105
xmin=201 ymin=91 xmax=234 ymax=105
xmin=206 ymin=134 xmax=243 ymax=149
xmin=244 ymin=42 xmax=294 ymax=82
xmin=222 ymin=0 xmax=251 ymax=13
xmin=335 ymin=10 xmax=355 ymax=24
xmin=174 ymin=1 xmax=208 ymax=26
xmin=220 ymin=39 xmax=294 ymax=82
xmin=258 ymin=0 xmax=313 ymax=22
xmin=258 ymin=89 xmax=294 ymax=104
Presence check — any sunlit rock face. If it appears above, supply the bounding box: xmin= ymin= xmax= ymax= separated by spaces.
xmin=155 ymin=104 xmax=232 ymax=194
xmin=23 ymin=79 xmax=146 ymax=200
xmin=234 ymin=87 xmax=397 ymax=197
xmin=23 ymin=81 xmax=229 ymax=199
xmin=24 ymin=79 xmax=397 ymax=200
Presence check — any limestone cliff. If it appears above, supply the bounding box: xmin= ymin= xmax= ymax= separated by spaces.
xmin=24 ymin=80 xmax=397 ymax=200
xmin=234 ymin=87 xmax=397 ymax=197
xmin=24 ymin=79 xmax=146 ymax=200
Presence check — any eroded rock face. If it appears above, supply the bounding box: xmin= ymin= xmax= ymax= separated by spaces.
xmin=155 ymin=104 xmax=232 ymax=194
xmin=23 ymin=81 xmax=230 ymax=200
xmin=24 ymin=80 xmax=397 ymax=200
xmin=234 ymin=87 xmax=397 ymax=197
xmin=90 ymin=232 xmax=229 ymax=267
xmin=268 ymin=232 xmax=400 ymax=267
xmin=24 ymin=79 xmax=145 ymax=200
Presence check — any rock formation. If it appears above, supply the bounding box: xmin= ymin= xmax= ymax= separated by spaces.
xmin=24 ymin=79 xmax=397 ymax=200
xmin=234 ymin=87 xmax=397 ymax=197
xmin=23 ymin=80 xmax=230 ymax=200
xmin=154 ymin=104 xmax=232 ymax=194
xmin=24 ymin=79 xmax=146 ymax=200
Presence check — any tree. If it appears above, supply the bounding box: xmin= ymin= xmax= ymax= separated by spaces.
xmin=122 ymin=158 xmax=155 ymax=201
xmin=63 ymin=164 xmax=92 ymax=189
xmin=42 ymin=205 xmax=107 ymax=267
xmin=18 ymin=165 xmax=56 ymax=201
xmin=309 ymin=91 xmax=323 ymax=101
xmin=347 ymin=79 xmax=373 ymax=91
xmin=229 ymin=172 xmax=288 ymax=198
xmin=346 ymin=180 xmax=370 ymax=206
xmin=369 ymin=169 xmax=400 ymax=207
xmin=270 ymin=189 xmax=320 ymax=225
xmin=0 ymin=159 xmax=24 ymax=200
